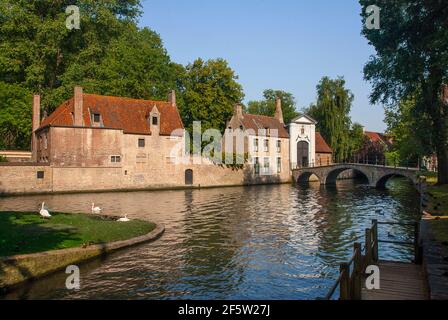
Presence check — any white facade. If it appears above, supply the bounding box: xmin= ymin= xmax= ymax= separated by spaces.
xmin=289 ymin=115 xmax=317 ymax=169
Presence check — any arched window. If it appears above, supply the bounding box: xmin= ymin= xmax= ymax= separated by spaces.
xmin=185 ymin=169 xmax=193 ymax=185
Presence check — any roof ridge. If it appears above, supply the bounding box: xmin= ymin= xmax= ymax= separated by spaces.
xmin=84 ymin=93 xmax=169 ymax=105
xmin=42 ymin=98 xmax=72 ymax=127
xmin=244 ymin=113 xmax=279 ymax=120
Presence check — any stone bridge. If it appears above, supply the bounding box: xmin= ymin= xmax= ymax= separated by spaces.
xmin=292 ymin=164 xmax=420 ymax=188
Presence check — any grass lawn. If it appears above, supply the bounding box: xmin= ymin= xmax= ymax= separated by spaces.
xmin=428 ymin=219 xmax=448 ymax=244
xmin=426 ymin=184 xmax=448 ymax=216
xmin=418 ymin=171 xmax=448 ymax=216
xmin=0 ymin=212 xmax=155 ymax=257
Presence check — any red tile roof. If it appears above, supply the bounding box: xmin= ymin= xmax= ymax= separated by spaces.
xmin=315 ymin=132 xmax=332 ymax=154
xmin=39 ymin=93 xmax=184 ymax=136
xmin=240 ymin=114 xmax=289 ymax=138
xmin=364 ymin=131 xmax=392 ymax=147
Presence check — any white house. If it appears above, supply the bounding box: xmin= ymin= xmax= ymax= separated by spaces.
xmin=288 ymin=115 xmax=317 ymax=169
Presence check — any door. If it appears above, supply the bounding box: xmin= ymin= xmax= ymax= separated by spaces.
xmin=185 ymin=169 xmax=193 ymax=185
xmin=297 ymin=141 xmax=309 ymax=168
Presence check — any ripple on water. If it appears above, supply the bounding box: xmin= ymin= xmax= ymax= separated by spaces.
xmin=0 ymin=178 xmax=419 ymax=300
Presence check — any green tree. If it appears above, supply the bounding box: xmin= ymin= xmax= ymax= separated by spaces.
xmin=60 ymin=26 xmax=184 ymax=102
xmin=180 ymin=58 xmax=244 ymax=135
xmin=384 ymin=95 xmax=433 ymax=166
xmin=0 ymin=0 xmax=142 ymax=112
xmin=0 ymin=82 xmax=32 ymax=150
xmin=307 ymin=76 xmax=354 ymax=162
xmin=360 ymin=0 xmax=448 ymax=183
xmin=349 ymin=122 xmax=366 ymax=157
xmin=247 ymin=89 xmax=299 ymax=124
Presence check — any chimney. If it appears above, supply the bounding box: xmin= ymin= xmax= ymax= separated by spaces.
xmin=74 ymin=86 xmax=83 ymax=126
xmin=275 ymin=97 xmax=284 ymax=124
xmin=234 ymin=104 xmax=243 ymax=119
xmin=31 ymin=94 xmax=41 ymax=162
xmin=168 ymin=90 xmax=176 ymax=108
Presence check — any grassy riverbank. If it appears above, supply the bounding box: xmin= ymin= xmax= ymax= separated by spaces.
xmin=0 ymin=212 xmax=155 ymax=257
xmin=427 ymin=184 xmax=448 ymax=216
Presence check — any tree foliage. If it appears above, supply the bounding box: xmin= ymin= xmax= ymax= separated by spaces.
xmin=384 ymin=95 xmax=433 ymax=166
xmin=247 ymin=89 xmax=299 ymax=124
xmin=0 ymin=82 xmax=32 ymax=150
xmin=0 ymin=1 xmax=187 ymax=149
xmin=359 ymin=0 xmax=448 ymax=183
xmin=180 ymin=58 xmax=245 ymax=135
xmin=0 ymin=0 xmax=142 ymax=111
xmin=307 ymin=76 xmax=355 ymax=162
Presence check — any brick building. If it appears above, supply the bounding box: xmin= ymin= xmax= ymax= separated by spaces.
xmin=315 ymin=132 xmax=333 ymax=166
xmin=0 ymin=87 xmax=332 ymax=195
xmin=224 ymin=98 xmax=291 ymax=181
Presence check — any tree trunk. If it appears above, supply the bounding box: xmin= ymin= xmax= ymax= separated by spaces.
xmin=434 ymin=116 xmax=448 ymax=185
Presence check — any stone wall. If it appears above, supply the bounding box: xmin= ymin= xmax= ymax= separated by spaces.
xmin=0 ymin=164 xmax=52 ymax=195
xmin=0 ymin=158 xmax=291 ymax=196
xmin=45 ymin=127 xmax=123 ymax=167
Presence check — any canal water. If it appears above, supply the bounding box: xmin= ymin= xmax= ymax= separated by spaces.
xmin=0 ymin=178 xmax=420 ymax=300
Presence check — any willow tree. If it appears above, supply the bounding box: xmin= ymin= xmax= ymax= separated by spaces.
xmin=360 ymin=0 xmax=448 ymax=183
xmin=308 ymin=76 xmax=354 ymax=162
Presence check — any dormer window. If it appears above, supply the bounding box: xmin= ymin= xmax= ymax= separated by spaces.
xmin=149 ymin=106 xmax=160 ymax=136
xmin=93 ymin=113 xmax=101 ymax=123
xmin=265 ymin=127 xmax=270 ymax=136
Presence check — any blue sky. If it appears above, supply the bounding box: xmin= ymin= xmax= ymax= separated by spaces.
xmin=139 ymin=0 xmax=385 ymax=132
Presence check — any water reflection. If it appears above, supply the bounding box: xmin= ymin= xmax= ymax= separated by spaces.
xmin=0 ymin=178 xmax=419 ymax=300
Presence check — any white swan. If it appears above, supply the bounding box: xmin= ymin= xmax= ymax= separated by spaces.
xmin=39 ymin=202 xmax=51 ymax=219
xmin=117 ymin=215 xmax=130 ymax=222
xmin=91 ymin=203 xmax=102 ymax=214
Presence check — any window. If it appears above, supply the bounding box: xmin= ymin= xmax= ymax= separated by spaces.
xmin=277 ymin=140 xmax=281 ymax=153
xmin=111 ymin=156 xmax=121 ymax=163
xmin=152 ymin=116 xmax=158 ymax=126
xmin=264 ymin=139 xmax=269 ymax=152
xmin=37 ymin=171 xmax=44 ymax=179
xmin=254 ymin=139 xmax=259 ymax=152
xmin=254 ymin=157 xmax=260 ymax=175
xmin=263 ymin=157 xmax=270 ymax=174
xmin=185 ymin=169 xmax=193 ymax=185
xmin=277 ymin=157 xmax=282 ymax=173
xmin=93 ymin=113 xmax=101 ymax=123
xmin=138 ymin=138 xmax=145 ymax=148
xmin=301 ymin=126 xmax=305 ymax=135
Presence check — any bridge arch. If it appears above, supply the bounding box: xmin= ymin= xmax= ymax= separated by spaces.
xmin=375 ymin=173 xmax=417 ymax=189
xmin=324 ymin=167 xmax=371 ymax=186
xmin=297 ymin=172 xmax=322 ymax=184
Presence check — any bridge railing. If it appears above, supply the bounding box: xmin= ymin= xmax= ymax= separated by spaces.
xmin=339 ymin=157 xmax=421 ymax=170
xmin=293 ymin=159 xmax=422 ymax=171
xmin=319 ymin=219 xmax=421 ymax=300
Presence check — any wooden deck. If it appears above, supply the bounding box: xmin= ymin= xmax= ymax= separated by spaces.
xmin=362 ymin=261 xmax=428 ymax=300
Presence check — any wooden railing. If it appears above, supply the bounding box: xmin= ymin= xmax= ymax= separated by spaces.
xmin=319 ymin=220 xmax=421 ymax=300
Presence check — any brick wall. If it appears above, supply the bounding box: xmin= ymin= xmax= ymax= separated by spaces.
xmin=0 ymin=164 xmax=52 ymax=195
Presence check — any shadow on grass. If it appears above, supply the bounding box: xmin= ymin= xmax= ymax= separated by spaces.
xmin=0 ymin=212 xmax=83 ymax=258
